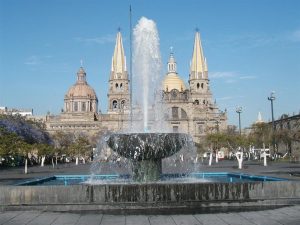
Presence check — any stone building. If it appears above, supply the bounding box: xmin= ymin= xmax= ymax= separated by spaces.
xmin=161 ymin=31 xmax=227 ymax=143
xmin=0 ymin=106 xmax=33 ymax=116
xmin=273 ymin=113 xmax=300 ymax=156
xmin=45 ymin=31 xmax=227 ymax=145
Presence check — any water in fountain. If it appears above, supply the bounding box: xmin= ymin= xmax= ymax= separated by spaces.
xmin=131 ymin=17 xmax=166 ymax=132
xmin=90 ymin=17 xmax=196 ymax=183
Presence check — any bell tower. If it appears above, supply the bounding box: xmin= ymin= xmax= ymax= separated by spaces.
xmin=107 ymin=30 xmax=130 ymax=114
xmin=189 ymin=30 xmax=212 ymax=105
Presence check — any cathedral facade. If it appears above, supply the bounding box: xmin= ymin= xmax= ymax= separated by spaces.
xmin=45 ymin=31 xmax=227 ymax=145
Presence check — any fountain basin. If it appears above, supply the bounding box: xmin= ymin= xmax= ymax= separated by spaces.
xmin=16 ymin=173 xmax=287 ymax=186
xmin=107 ymin=133 xmax=189 ymax=160
xmin=107 ymin=133 xmax=190 ymax=182
xmin=2 ymin=176 xmax=298 ymax=214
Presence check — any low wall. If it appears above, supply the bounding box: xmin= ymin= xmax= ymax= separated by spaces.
xmin=0 ymin=182 xmax=299 ymax=212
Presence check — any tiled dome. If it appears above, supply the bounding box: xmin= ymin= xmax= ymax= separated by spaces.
xmin=163 ymin=72 xmax=186 ymax=92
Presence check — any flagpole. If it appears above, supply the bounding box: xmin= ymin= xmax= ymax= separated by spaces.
xmin=129 ymin=5 xmax=133 ymax=128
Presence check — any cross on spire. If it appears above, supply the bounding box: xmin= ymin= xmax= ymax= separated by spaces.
xmin=80 ymin=59 xmax=83 ymax=67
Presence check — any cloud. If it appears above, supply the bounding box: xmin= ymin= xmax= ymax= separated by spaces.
xmin=216 ymin=95 xmax=245 ymax=102
xmin=239 ymin=75 xmax=257 ymax=80
xmin=24 ymin=55 xmax=40 ymax=65
xmin=24 ymin=55 xmax=53 ymax=66
xmin=75 ymin=34 xmax=116 ymax=45
xmin=210 ymin=71 xmax=256 ymax=83
xmin=210 ymin=71 xmax=236 ymax=79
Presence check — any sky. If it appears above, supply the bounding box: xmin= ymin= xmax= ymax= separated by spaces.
xmin=0 ymin=0 xmax=299 ymax=128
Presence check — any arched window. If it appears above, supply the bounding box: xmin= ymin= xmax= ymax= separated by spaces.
xmin=120 ymin=100 xmax=125 ymax=109
xmin=201 ymin=83 xmax=204 ymax=89
xmin=197 ymin=83 xmax=200 ymax=89
xmin=194 ymin=100 xmax=199 ymax=105
xmin=120 ymin=83 xmax=123 ymax=91
xmin=112 ymin=100 xmax=118 ymax=110
xmin=115 ymin=83 xmax=118 ymax=89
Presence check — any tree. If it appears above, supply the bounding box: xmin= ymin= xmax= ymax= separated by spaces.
xmin=0 ymin=115 xmax=52 ymax=171
xmin=274 ymin=128 xmax=293 ymax=155
xmin=291 ymin=120 xmax=300 ymax=149
xmin=68 ymin=136 xmax=90 ymax=165
xmin=0 ymin=114 xmax=51 ymax=145
xmin=51 ymin=131 xmax=74 ymax=165
xmin=249 ymin=122 xmax=272 ymax=149
xmin=206 ymin=132 xmax=228 ymax=165
xmin=17 ymin=141 xmax=31 ymax=174
xmin=0 ymin=127 xmax=25 ymax=166
xmin=36 ymin=143 xmax=55 ymax=167
xmin=206 ymin=133 xmax=228 ymax=150
xmin=227 ymin=134 xmax=250 ymax=151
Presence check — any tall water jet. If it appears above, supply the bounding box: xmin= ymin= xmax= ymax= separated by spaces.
xmin=93 ymin=17 xmax=194 ymax=182
xmin=132 ymin=17 xmax=162 ymax=132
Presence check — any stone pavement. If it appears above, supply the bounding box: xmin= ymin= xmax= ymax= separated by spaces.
xmin=0 ymin=205 xmax=300 ymax=225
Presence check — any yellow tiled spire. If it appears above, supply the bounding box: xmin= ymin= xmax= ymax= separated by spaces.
xmin=190 ymin=31 xmax=207 ymax=79
xmin=112 ymin=31 xmax=126 ymax=74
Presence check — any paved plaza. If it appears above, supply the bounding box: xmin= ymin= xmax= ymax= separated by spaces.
xmin=0 ymin=205 xmax=300 ymax=225
xmin=1 ymin=160 xmax=300 ymax=224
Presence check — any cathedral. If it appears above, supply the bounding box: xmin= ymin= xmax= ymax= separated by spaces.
xmin=45 ymin=31 xmax=227 ymax=145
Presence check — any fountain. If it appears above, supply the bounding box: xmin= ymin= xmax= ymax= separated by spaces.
xmin=104 ymin=17 xmax=192 ymax=182
xmin=107 ymin=133 xmax=190 ymax=182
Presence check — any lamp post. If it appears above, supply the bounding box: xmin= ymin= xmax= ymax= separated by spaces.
xmin=268 ymin=91 xmax=276 ymax=131
xmin=268 ymin=91 xmax=276 ymax=151
xmin=236 ymin=107 xmax=242 ymax=135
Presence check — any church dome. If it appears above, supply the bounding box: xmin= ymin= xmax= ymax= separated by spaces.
xmin=63 ymin=66 xmax=98 ymax=114
xmin=66 ymin=83 xmax=97 ymax=98
xmin=65 ymin=67 xmax=97 ymax=99
xmin=163 ymin=72 xmax=186 ymax=92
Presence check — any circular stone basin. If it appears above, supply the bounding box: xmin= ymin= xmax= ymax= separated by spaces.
xmin=107 ymin=132 xmax=190 ymax=161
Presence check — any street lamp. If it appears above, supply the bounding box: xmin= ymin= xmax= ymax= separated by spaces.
xmin=268 ymin=91 xmax=276 ymax=131
xmin=268 ymin=91 xmax=276 ymax=151
xmin=236 ymin=106 xmax=242 ymax=135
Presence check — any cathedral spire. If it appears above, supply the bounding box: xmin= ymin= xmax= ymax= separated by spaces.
xmin=190 ymin=31 xmax=207 ymax=79
xmin=108 ymin=30 xmax=130 ymax=114
xmin=111 ymin=31 xmax=126 ymax=74
xmin=256 ymin=112 xmax=264 ymax=123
